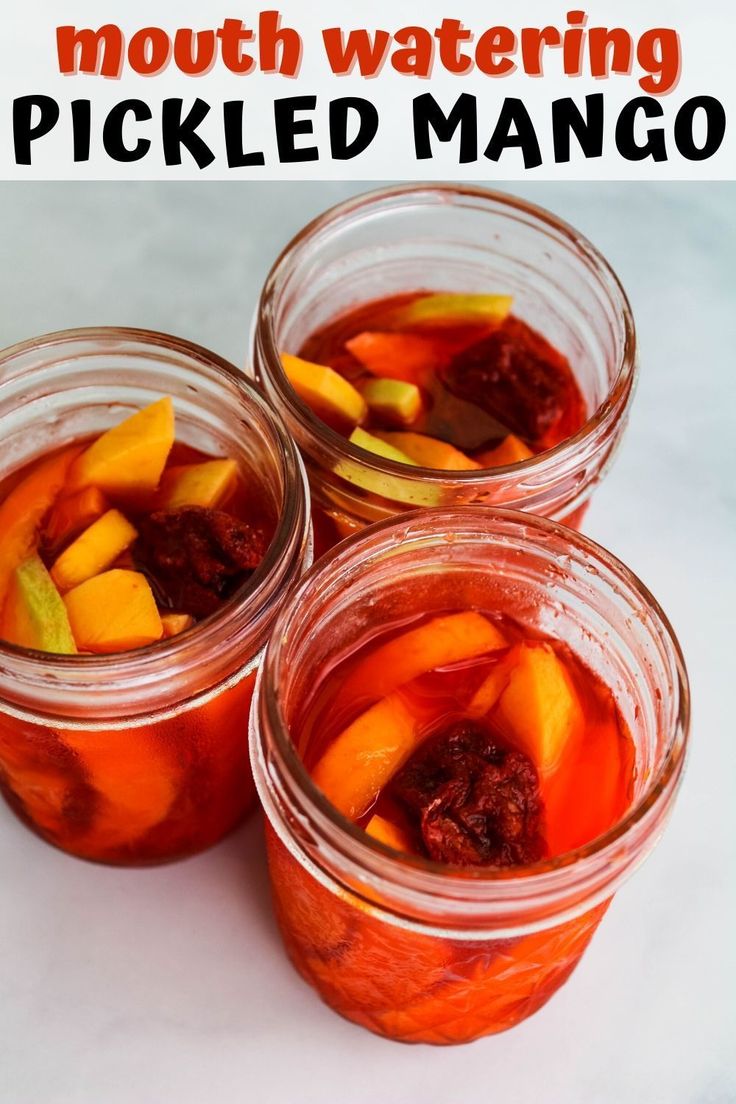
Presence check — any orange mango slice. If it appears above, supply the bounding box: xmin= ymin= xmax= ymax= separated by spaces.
xmin=67 ymin=397 xmax=175 ymax=495
xmin=0 ymin=445 xmax=82 ymax=606
xmin=50 ymin=509 xmax=138 ymax=593
xmin=64 ymin=569 xmax=163 ymax=653
xmin=374 ymin=431 xmax=480 ymax=471
xmin=156 ymin=459 xmax=237 ymax=509
xmin=495 ymin=643 xmax=583 ymax=776
xmin=282 ymin=353 xmax=366 ymax=429
xmin=312 ymin=691 xmax=419 ymax=821
xmin=345 ymin=331 xmax=440 ymax=383
xmin=337 ymin=611 xmax=506 ymax=708
xmin=1 ymin=555 xmax=77 ymax=654
xmin=390 ymin=292 xmax=513 ymax=329
xmin=467 ymin=649 xmax=518 ymax=718
xmin=365 ymin=814 xmax=411 ymax=853
xmin=361 ymin=378 xmax=422 ymax=427
xmin=543 ymin=714 xmax=631 ymax=856
xmin=60 ymin=725 xmax=178 ymax=853
xmin=44 ymin=486 xmax=109 ymax=551
xmin=161 ymin=612 xmax=194 ymax=638
xmin=477 ymin=434 xmax=534 ymax=467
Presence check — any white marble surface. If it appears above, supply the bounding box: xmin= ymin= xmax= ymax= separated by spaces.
xmin=0 ymin=183 xmax=734 ymax=1103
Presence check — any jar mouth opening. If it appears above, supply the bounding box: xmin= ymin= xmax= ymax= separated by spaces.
xmin=0 ymin=325 xmax=309 ymax=677
xmin=257 ymin=183 xmax=638 ymax=485
xmin=260 ymin=506 xmax=690 ymax=892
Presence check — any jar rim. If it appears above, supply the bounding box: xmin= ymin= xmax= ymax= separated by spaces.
xmin=256 ymin=182 xmax=638 ymax=486
xmin=0 ymin=325 xmax=311 ymax=692
xmin=256 ymin=506 xmax=690 ymax=902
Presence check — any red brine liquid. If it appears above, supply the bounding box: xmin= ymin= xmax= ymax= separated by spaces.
xmin=268 ymin=607 xmax=636 ymax=1043
xmin=0 ymin=397 xmax=276 ymax=862
xmin=296 ymin=292 xmax=587 ymax=465
xmin=302 ymin=610 xmax=634 ymax=863
xmin=0 ymin=398 xmax=275 ymax=656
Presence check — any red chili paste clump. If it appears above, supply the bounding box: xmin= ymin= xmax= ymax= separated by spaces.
xmin=390 ymin=722 xmax=546 ymax=867
xmin=134 ymin=507 xmax=268 ymax=619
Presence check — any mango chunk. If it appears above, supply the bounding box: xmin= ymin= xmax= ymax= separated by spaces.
xmin=0 ymin=446 xmax=82 ymax=606
xmin=467 ymin=649 xmax=518 ymax=718
xmin=64 ymin=570 xmax=163 ymax=653
xmin=51 ymin=509 xmax=138 ymax=593
xmin=477 ymin=434 xmax=534 ymax=468
xmin=67 ymin=397 xmax=175 ymax=495
xmin=374 ymin=431 xmax=480 ymax=471
xmin=495 ymin=643 xmax=583 ymax=776
xmin=336 ymin=430 xmax=442 ymax=507
xmin=365 ymin=814 xmax=411 ymax=853
xmin=361 ymin=379 xmax=423 ymax=427
xmin=348 ymin=427 xmax=418 ymax=467
xmin=312 ymin=692 xmax=419 ymax=821
xmin=282 ymin=353 xmax=366 ymax=429
xmin=338 ymin=612 xmax=506 ymax=708
xmin=157 ymin=459 xmax=237 ymax=510
xmin=60 ymin=726 xmax=177 ymax=852
xmin=390 ymin=293 xmax=513 ymax=329
xmin=161 ymin=612 xmax=194 ymax=638
xmin=44 ymin=486 xmax=109 ymax=551
xmin=345 ymin=331 xmax=440 ymax=383
xmin=1 ymin=555 xmax=77 ymax=654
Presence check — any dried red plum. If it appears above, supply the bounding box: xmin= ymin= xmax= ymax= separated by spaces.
xmin=442 ymin=317 xmax=577 ymax=448
xmin=133 ymin=507 xmax=268 ymax=619
xmin=390 ymin=721 xmax=545 ymax=868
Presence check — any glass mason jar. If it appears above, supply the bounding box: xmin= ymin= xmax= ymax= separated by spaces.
xmin=252 ymin=184 xmax=638 ymax=554
xmin=250 ymin=508 xmax=689 ymax=1045
xmin=0 ymin=327 xmax=311 ymax=865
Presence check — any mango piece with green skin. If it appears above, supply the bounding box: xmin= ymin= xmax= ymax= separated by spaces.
xmin=374 ymin=431 xmax=480 ymax=471
xmin=51 ymin=509 xmax=138 ymax=593
xmin=1 ymin=555 xmax=77 ymax=654
xmin=389 ymin=293 xmax=513 ymax=329
xmin=349 ymin=427 xmax=418 ymax=466
xmin=156 ymin=459 xmax=237 ymax=509
xmin=335 ymin=428 xmax=443 ymax=507
xmin=67 ymin=397 xmax=175 ymax=496
xmin=282 ymin=353 xmax=366 ymax=430
xmin=361 ymin=378 xmax=423 ymax=427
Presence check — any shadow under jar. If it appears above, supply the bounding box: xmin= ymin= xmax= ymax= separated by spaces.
xmin=253 ymin=184 xmax=637 ymax=554
xmin=250 ymin=508 xmax=688 ymax=1045
xmin=0 ymin=328 xmax=311 ymax=864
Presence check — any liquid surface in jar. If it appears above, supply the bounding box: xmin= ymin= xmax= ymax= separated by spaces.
xmin=0 ymin=397 xmax=276 ymax=656
xmin=300 ymin=609 xmax=635 ymax=863
xmin=284 ymin=291 xmax=587 ymax=472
